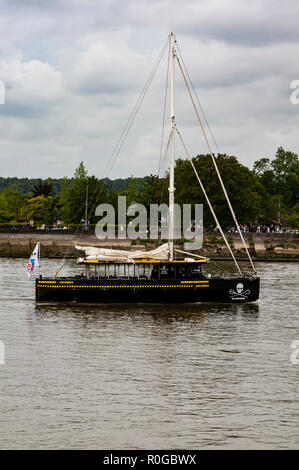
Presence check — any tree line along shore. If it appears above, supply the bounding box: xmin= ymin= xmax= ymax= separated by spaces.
xmin=0 ymin=146 xmax=298 ymax=237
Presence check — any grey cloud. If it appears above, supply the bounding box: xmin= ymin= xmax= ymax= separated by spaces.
xmin=178 ymin=0 xmax=299 ymax=46
xmin=0 ymin=0 xmax=298 ymax=178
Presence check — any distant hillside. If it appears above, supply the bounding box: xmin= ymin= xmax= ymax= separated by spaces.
xmin=0 ymin=176 xmax=148 ymax=194
xmin=102 ymin=177 xmax=147 ymax=193
xmin=0 ymin=177 xmax=67 ymax=194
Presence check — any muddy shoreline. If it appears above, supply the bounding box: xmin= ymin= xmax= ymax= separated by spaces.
xmin=1 ymin=232 xmax=299 ymax=260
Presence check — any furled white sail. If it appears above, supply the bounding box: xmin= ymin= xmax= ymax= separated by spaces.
xmin=75 ymin=243 xmax=170 ymax=262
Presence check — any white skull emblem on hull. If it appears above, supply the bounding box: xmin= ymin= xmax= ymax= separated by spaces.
xmin=229 ymin=282 xmax=250 ymax=300
xmin=236 ymin=283 xmax=244 ymax=294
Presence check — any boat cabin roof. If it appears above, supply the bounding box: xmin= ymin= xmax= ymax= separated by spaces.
xmin=77 ymin=258 xmax=207 ymax=280
xmin=78 ymin=258 xmax=208 ymax=265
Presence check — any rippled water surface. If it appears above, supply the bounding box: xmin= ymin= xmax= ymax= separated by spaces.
xmin=0 ymin=258 xmax=298 ymax=449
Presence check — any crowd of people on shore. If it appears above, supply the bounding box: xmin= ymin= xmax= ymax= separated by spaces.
xmin=10 ymin=222 xmax=70 ymax=232
xmin=229 ymin=224 xmax=295 ymax=234
xmin=7 ymin=221 xmax=298 ymax=235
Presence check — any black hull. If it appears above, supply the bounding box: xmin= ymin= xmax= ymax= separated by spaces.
xmin=36 ymin=277 xmax=259 ymax=303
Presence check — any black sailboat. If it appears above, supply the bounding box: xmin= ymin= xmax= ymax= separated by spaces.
xmin=36 ymin=33 xmax=260 ymax=303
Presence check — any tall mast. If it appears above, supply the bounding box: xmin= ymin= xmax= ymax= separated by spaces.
xmin=168 ymin=32 xmax=176 ymax=261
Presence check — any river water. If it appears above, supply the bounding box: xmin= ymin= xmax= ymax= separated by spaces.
xmin=0 ymin=258 xmax=298 ymax=449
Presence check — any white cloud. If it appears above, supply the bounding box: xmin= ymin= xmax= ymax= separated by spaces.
xmin=61 ymin=29 xmax=149 ymax=94
xmin=0 ymin=56 xmax=63 ymax=108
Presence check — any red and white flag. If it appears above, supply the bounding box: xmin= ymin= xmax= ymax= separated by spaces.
xmin=26 ymin=242 xmax=39 ymax=280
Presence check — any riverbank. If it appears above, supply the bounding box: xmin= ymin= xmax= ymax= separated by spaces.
xmin=1 ymin=232 xmax=299 ymax=260
xmin=0 ymin=232 xmax=131 ymax=258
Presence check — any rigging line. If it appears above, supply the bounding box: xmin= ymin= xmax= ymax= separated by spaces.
xmin=54 ymin=226 xmax=81 ymax=277
xmin=103 ymin=37 xmax=170 ymax=178
xmin=175 ymin=126 xmax=243 ymax=277
xmin=55 ymin=38 xmax=170 ymax=276
xmin=175 ymin=248 xmax=207 ymax=260
xmin=176 ymin=55 xmax=257 ymax=275
xmin=176 ymin=43 xmax=220 ymax=155
xmin=86 ymin=35 xmax=170 ymax=223
xmin=88 ymin=49 xmax=164 ymax=216
xmin=102 ymin=36 xmax=170 ymax=180
xmin=155 ymin=39 xmax=170 ymax=205
xmin=207 ymin=260 xmax=230 ymax=275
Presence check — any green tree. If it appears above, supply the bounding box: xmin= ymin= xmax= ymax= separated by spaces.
xmin=253 ymin=147 xmax=299 ymax=221
xmin=60 ymin=162 xmax=108 ymax=224
xmin=286 ymin=202 xmax=299 ymax=230
xmin=32 ymin=178 xmax=54 ymax=197
xmin=139 ymin=174 xmax=160 ymax=210
xmin=174 ymin=154 xmax=266 ymax=229
xmin=0 ymin=186 xmax=27 ymax=222
xmin=117 ymin=176 xmax=140 ymax=206
xmin=20 ymin=195 xmax=58 ymax=224
xmin=59 ymin=162 xmax=88 ymax=223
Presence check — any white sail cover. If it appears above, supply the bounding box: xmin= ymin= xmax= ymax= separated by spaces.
xmin=75 ymin=243 xmax=170 ymax=262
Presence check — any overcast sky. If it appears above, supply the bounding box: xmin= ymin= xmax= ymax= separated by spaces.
xmin=0 ymin=0 xmax=298 ymax=179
